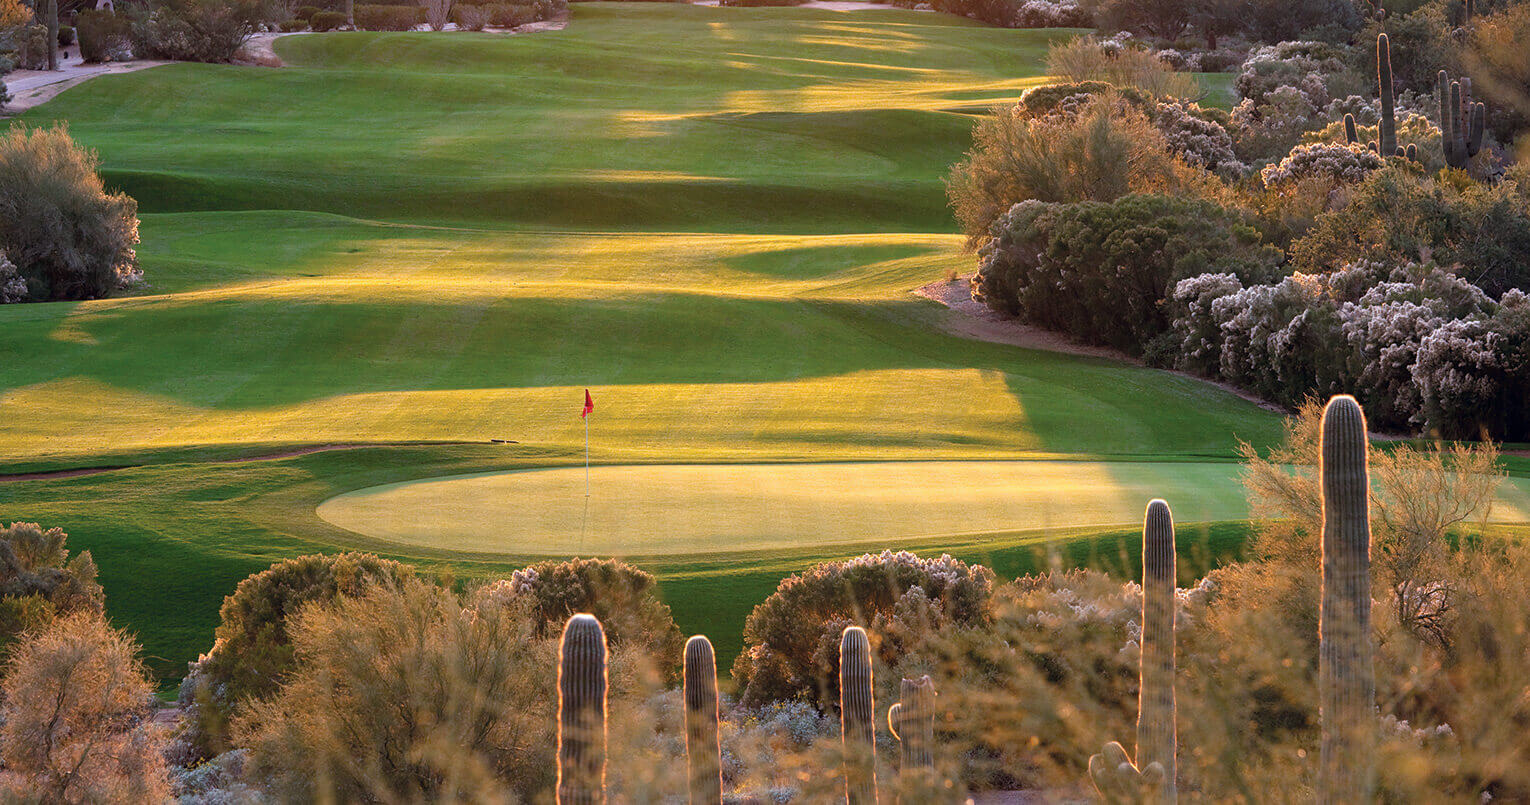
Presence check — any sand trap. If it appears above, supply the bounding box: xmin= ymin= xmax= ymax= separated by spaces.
xmin=317 ymin=459 xmax=1530 ymax=556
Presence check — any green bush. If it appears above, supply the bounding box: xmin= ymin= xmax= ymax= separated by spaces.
xmin=309 ymin=9 xmax=346 ymax=29
xmin=57 ymin=24 xmax=74 ymax=46
xmin=352 ymin=3 xmax=421 ymax=29
xmin=0 ymin=125 xmax=140 ymax=302
xmin=174 ymin=552 xmax=415 ymax=759
xmin=731 ymin=551 xmax=996 ymax=708
xmin=972 ymin=194 xmax=1282 ymax=355
xmin=453 ymin=3 xmax=489 ymax=28
xmin=127 ymin=0 xmax=260 ymax=63
xmin=0 ymin=522 xmax=104 ymax=657
xmin=474 ymin=557 xmax=683 ymax=660
xmin=947 ymin=94 xmax=1216 ymax=246
xmin=292 ymin=4 xmax=321 ymax=18
xmin=482 ymin=1 xmax=535 ymax=26
xmin=75 ymin=9 xmax=131 ymax=62
xmin=277 ymin=17 xmax=307 ymax=30
xmin=11 ymin=22 xmax=51 ymax=70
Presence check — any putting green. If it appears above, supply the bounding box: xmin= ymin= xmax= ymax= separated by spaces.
xmin=317 ymin=460 xmax=1530 ymax=555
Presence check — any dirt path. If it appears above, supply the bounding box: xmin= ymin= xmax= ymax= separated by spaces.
xmin=0 ymin=441 xmax=489 ymax=483
xmin=915 ymin=277 xmax=1288 ymax=414
xmin=3 ymin=50 xmax=169 ymax=115
xmin=236 ymin=14 xmax=571 ymax=67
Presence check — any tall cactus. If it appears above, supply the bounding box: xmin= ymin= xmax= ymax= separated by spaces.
xmin=45 ymin=0 xmax=60 ymax=71
xmin=888 ymin=675 xmax=936 ymax=801
xmin=1137 ymin=500 xmax=1177 ymax=803
xmin=558 ymin=614 xmax=608 ymax=805
xmin=840 ymin=625 xmax=878 ymax=805
xmin=683 ymin=636 xmax=723 ymax=805
xmin=1438 ymin=69 xmax=1487 ymax=170
xmin=1376 ymin=34 xmax=1396 ymax=157
xmin=1317 ymin=396 xmax=1375 ymax=804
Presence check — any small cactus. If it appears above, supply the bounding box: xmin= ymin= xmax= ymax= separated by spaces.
xmin=1088 ymin=741 xmax=1166 ymax=805
xmin=558 ymin=614 xmax=608 ymax=805
xmin=1405 ymin=142 xmax=1418 ymax=162
xmin=1317 ymin=396 xmax=1376 ymax=804
xmin=888 ymin=675 xmax=936 ymax=801
xmin=1137 ymin=500 xmax=1177 ymax=803
xmin=1343 ymin=113 xmax=1358 ymax=145
xmin=840 ymin=626 xmax=878 ymax=804
xmin=1376 ymin=34 xmax=1396 ymax=157
xmin=683 ymin=636 xmax=723 ymax=805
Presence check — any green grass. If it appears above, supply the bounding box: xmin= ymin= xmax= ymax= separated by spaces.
xmin=0 ymin=4 xmax=1311 ymax=682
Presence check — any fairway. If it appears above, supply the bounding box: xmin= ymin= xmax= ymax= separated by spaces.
xmin=319 ymin=461 xmax=1530 ymax=555
xmin=1 ymin=3 xmax=1457 ymax=682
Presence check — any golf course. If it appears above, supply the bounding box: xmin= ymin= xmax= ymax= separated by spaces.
xmin=4 ymin=3 xmax=1525 ymax=682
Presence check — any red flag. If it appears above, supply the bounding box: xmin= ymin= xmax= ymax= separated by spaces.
xmin=582 ymin=389 xmax=594 ymax=418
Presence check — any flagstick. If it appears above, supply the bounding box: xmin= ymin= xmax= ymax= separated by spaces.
xmin=584 ymin=412 xmax=590 ymax=499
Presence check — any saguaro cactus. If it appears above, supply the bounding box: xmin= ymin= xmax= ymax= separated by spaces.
xmin=1317 ymin=396 xmax=1375 ymax=804
xmin=840 ymin=625 xmax=877 ymax=805
xmin=45 ymin=0 xmax=60 ymax=71
xmin=888 ymin=675 xmax=936 ymax=801
xmin=558 ymin=614 xmax=608 ymax=805
xmin=1137 ymin=499 xmax=1177 ymax=803
xmin=1438 ymin=69 xmax=1487 ymax=170
xmin=1375 ymin=34 xmax=1396 ymax=157
xmin=1343 ymin=113 xmax=1359 ymax=145
xmin=683 ymin=636 xmax=723 ymax=805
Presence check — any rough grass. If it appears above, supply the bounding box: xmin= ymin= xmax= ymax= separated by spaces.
xmin=2 ymin=4 xmax=1302 ymax=682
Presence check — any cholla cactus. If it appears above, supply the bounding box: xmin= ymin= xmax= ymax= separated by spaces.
xmin=558 ymin=614 xmax=608 ymax=805
xmin=888 ymin=675 xmax=936 ymax=801
xmin=683 ymin=636 xmax=722 ymax=805
xmin=1318 ymin=396 xmax=1376 ymax=803
xmin=840 ymin=626 xmax=877 ymax=804
xmin=1137 ymin=500 xmax=1176 ymax=802
xmin=1088 ymin=741 xmax=1167 ymax=804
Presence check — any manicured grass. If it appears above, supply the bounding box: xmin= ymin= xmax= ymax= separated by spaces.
xmin=2 ymin=5 xmax=1315 ymax=682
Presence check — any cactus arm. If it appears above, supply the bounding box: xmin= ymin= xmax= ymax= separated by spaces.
xmin=1317 ymin=396 xmax=1376 ymax=804
xmin=1468 ymin=102 xmax=1485 ymax=157
xmin=683 ymin=636 xmax=723 ymax=805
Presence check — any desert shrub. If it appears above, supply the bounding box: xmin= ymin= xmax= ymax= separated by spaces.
xmin=1234 ymin=40 xmax=1352 ymax=109
xmin=352 ymin=2 xmax=420 ymax=28
xmin=276 ymin=16 xmax=306 ymax=29
xmin=127 ymin=0 xmax=260 ymax=62
xmin=0 ymin=252 xmax=25 ymax=303
xmin=1290 ymin=166 xmax=1530 ymax=295
xmin=0 ymin=125 xmax=140 ymax=302
xmin=1260 ymin=141 xmax=1384 ymax=187
xmin=973 ymin=193 xmax=1282 ymax=355
xmin=309 ymin=8 xmax=346 ymax=28
xmin=472 ymin=557 xmax=683 ymax=660
xmin=0 ymin=611 xmax=171 ymax=802
xmin=57 ymin=24 xmax=74 ymax=45
xmin=235 ymin=578 xmax=657 ymax=802
xmin=75 ymin=9 xmax=132 ymax=61
xmin=1153 ymin=98 xmax=1246 ymax=176
xmin=1014 ymin=80 xmax=1152 ymax=119
xmin=1086 ymin=0 xmax=1191 ymax=38
xmin=292 ymin=4 xmax=321 ymax=18
xmin=0 ymin=522 xmax=104 ymax=655
xmin=731 ymin=550 xmax=995 ymax=708
xmin=928 ymin=0 xmax=1089 ymax=27
xmin=452 ymin=1 xmax=487 ymax=27
xmin=1045 ymin=34 xmax=1201 ymax=99
xmin=420 ymin=0 xmax=449 ymax=29
xmin=10 ymin=22 xmax=51 ymax=69
xmin=1305 ymin=109 xmax=1444 ymax=171
xmin=482 ymin=1 xmax=536 ymax=26
xmin=948 ymin=95 xmax=1215 ymax=245
xmin=174 ymin=552 xmax=414 ymax=759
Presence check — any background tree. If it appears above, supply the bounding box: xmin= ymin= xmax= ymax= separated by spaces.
xmin=44 ymin=0 xmax=57 ymax=70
